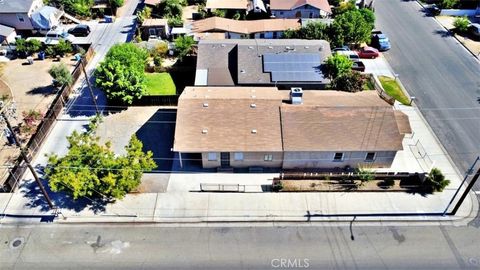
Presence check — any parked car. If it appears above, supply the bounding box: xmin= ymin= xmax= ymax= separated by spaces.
xmin=351 ymin=60 xmax=366 ymax=72
xmin=469 ymin=23 xmax=480 ymax=40
xmin=335 ymin=50 xmax=360 ymax=61
xmin=332 ymin=46 xmax=350 ymax=52
xmin=357 ymin=46 xmax=380 ymax=58
xmin=371 ymin=30 xmax=391 ymax=51
xmin=68 ymin=24 xmax=91 ymax=37
xmin=425 ymin=4 xmax=440 ymax=16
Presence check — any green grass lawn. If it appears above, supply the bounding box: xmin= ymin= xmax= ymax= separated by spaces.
xmin=144 ymin=72 xmax=176 ymax=96
xmin=378 ymin=76 xmax=410 ymax=105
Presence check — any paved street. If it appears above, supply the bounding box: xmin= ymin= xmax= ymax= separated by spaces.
xmin=1 ymin=223 xmax=480 ymax=269
xmin=375 ymin=1 xmax=480 ymax=187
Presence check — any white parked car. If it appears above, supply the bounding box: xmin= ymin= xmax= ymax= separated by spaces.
xmin=26 ymin=30 xmax=76 ymax=45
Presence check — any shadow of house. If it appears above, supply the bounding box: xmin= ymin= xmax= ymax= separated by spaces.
xmin=135 ymin=108 xmax=177 ymax=172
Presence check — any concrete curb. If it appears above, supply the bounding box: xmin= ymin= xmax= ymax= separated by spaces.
xmin=415 ymin=0 xmax=480 ymax=60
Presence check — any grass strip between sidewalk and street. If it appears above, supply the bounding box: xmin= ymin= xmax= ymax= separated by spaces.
xmin=378 ymin=75 xmax=410 ymax=105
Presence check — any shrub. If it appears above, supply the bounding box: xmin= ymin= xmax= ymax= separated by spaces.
xmin=47 ymin=0 xmax=94 ymax=17
xmin=159 ymin=0 xmax=184 ymax=18
xmin=20 ymin=109 xmax=43 ymax=135
xmin=168 ymin=16 xmax=184 ymax=27
xmin=453 ymin=16 xmax=470 ymax=33
xmin=110 ymin=0 xmax=125 ymax=9
xmin=356 ymin=167 xmax=375 ymax=184
xmin=213 ymin=9 xmax=226 ymax=17
xmin=424 ymin=168 xmax=450 ymax=192
xmin=331 ymin=71 xmax=366 ymax=92
xmin=48 ymin=63 xmax=73 ymax=87
xmin=441 ymin=0 xmax=458 ymax=9
xmin=15 ymin=38 xmax=42 ymax=56
xmin=54 ymin=40 xmax=74 ymax=56
xmin=232 ymin=12 xmax=241 ymax=20
xmin=136 ymin=6 xmax=152 ymax=24
xmin=272 ymin=181 xmax=283 ymax=192
xmin=150 ymin=42 xmax=169 ymax=57
xmin=153 ymin=56 xmax=163 ymax=67
xmin=174 ymin=35 xmax=195 ymax=60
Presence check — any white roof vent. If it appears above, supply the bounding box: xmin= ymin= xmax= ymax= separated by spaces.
xmin=202 ymin=129 xmax=208 ymax=134
xmin=203 ymin=103 xmax=209 ymax=108
xmin=240 ymin=69 xmax=246 ymax=73
xmin=251 ymin=95 xmax=256 ymax=98
xmin=290 ymin=87 xmax=303 ymax=105
xmin=251 ymin=129 xmax=257 ymax=134
xmin=248 ymin=46 xmax=254 ymax=49
xmin=268 ymin=46 xmax=273 ymax=49
xmin=221 ymin=44 xmax=226 ymax=47
xmin=250 ymin=103 xmax=256 ymax=108
xmin=304 ymin=46 xmax=309 ymax=49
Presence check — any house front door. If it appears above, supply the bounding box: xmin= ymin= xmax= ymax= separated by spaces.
xmin=220 ymin=152 xmax=230 ymax=167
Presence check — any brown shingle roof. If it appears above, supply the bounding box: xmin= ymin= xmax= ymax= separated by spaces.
xmin=191 ymin=17 xmax=301 ymax=35
xmin=174 ymin=87 xmax=285 ymax=152
xmin=270 ymin=0 xmax=332 ymax=13
xmin=174 ymin=88 xmax=410 ymax=153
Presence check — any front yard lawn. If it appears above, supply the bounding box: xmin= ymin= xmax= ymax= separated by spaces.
xmin=378 ymin=76 xmax=410 ymax=105
xmin=145 ymin=72 xmax=176 ymax=96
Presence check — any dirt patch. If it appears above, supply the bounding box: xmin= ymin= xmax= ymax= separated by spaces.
xmin=280 ymin=179 xmax=415 ymax=192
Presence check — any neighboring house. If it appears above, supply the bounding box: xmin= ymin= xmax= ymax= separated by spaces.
xmin=144 ymin=0 xmax=163 ymax=7
xmin=173 ymin=87 xmax=411 ymax=170
xmin=141 ymin=19 xmax=170 ymax=40
xmin=191 ymin=17 xmax=301 ymax=39
xmin=206 ymin=0 xmax=249 ymax=12
xmin=195 ymin=39 xmax=332 ymax=88
xmin=270 ymin=0 xmax=332 ymax=18
xmin=0 ymin=0 xmax=43 ymax=31
xmin=30 ymin=6 xmax=64 ymax=34
xmin=0 ymin=25 xmax=17 ymax=44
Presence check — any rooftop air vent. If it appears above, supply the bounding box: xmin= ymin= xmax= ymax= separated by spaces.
xmin=203 ymin=103 xmax=209 ymax=108
xmin=202 ymin=129 xmax=208 ymax=134
xmin=304 ymin=46 xmax=309 ymax=49
xmin=250 ymin=103 xmax=256 ymax=108
xmin=248 ymin=46 xmax=254 ymax=49
xmin=290 ymin=87 xmax=303 ymax=105
xmin=251 ymin=95 xmax=256 ymax=98
xmin=221 ymin=44 xmax=226 ymax=47
xmin=240 ymin=69 xmax=246 ymax=73
xmin=268 ymin=46 xmax=273 ymax=49
xmin=251 ymin=129 xmax=257 ymax=134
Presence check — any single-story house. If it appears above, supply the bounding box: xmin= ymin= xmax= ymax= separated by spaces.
xmin=0 ymin=25 xmax=17 ymax=44
xmin=191 ymin=17 xmax=301 ymax=39
xmin=0 ymin=0 xmax=43 ymax=31
xmin=30 ymin=6 xmax=64 ymax=33
xmin=270 ymin=0 xmax=332 ymax=18
xmin=206 ymin=0 xmax=249 ymax=11
xmin=173 ymin=87 xmax=412 ymax=170
xmin=141 ymin=18 xmax=170 ymax=40
xmin=195 ymin=39 xmax=332 ymax=88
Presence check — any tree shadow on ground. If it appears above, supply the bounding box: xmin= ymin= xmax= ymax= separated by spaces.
xmin=26 ymin=85 xmax=57 ymax=96
xmin=19 ymin=166 xmax=110 ymax=214
xmin=433 ymin=29 xmax=452 ymax=38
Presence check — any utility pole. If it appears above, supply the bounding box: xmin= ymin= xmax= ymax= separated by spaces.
xmin=450 ymin=167 xmax=480 ymax=216
xmin=80 ymin=57 xmax=100 ymax=115
xmin=0 ymin=109 xmax=55 ymax=210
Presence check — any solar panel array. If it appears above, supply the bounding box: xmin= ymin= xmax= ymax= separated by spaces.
xmin=263 ymin=53 xmax=324 ymax=82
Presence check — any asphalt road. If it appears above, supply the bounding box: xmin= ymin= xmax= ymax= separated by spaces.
xmin=1 ymin=223 xmax=480 ymax=269
xmin=375 ymin=1 xmax=480 ymax=182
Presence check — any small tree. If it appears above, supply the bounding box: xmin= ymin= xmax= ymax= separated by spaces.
xmin=334 ymin=0 xmax=356 ymax=15
xmin=168 ymin=16 xmax=184 ymax=27
xmin=424 ymin=168 xmax=450 ymax=192
xmin=324 ymin=54 xmax=352 ymax=79
xmin=331 ymin=9 xmax=374 ymax=47
xmin=15 ymin=38 xmax=42 ymax=57
xmin=331 ymin=71 xmax=365 ymax=92
xmin=174 ymin=35 xmax=195 ymax=60
xmin=48 ymin=63 xmax=73 ymax=87
xmin=453 ymin=16 xmax=470 ymax=33
xmin=136 ymin=6 xmax=152 ymax=24
xmin=45 ymin=117 xmax=157 ymax=200
xmin=356 ymin=167 xmax=375 ymax=185
xmin=159 ymin=0 xmax=184 ymax=18
xmin=213 ymin=9 xmax=226 ymax=17
xmin=110 ymin=0 xmax=125 ymax=9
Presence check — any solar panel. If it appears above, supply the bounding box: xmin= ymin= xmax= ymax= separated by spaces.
xmin=262 ymin=53 xmax=324 ymax=82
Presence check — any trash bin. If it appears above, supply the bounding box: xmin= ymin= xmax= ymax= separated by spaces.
xmin=27 ymin=56 xmax=34 ymax=64
xmin=38 ymin=51 xmax=45 ymax=60
xmin=74 ymin=53 xmax=81 ymax=61
xmin=104 ymin=15 xmax=114 ymax=23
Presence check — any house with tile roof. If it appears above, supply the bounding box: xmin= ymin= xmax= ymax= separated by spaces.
xmin=195 ymin=39 xmax=332 ymax=88
xmin=191 ymin=17 xmax=301 ymax=39
xmin=269 ymin=0 xmax=332 ymax=19
xmin=173 ymin=87 xmax=411 ymax=170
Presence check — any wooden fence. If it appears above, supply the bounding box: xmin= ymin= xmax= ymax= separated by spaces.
xmin=4 ymin=46 xmax=94 ymax=191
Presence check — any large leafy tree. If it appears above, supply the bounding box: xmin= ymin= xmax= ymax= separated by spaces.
xmin=158 ymin=0 xmax=186 ymax=18
xmin=47 ymin=0 xmax=94 ymax=17
xmin=45 ymin=117 xmax=157 ymax=200
xmin=324 ymin=54 xmax=352 ymax=79
xmin=95 ymin=43 xmax=148 ymax=104
xmin=330 ymin=9 xmax=374 ymax=47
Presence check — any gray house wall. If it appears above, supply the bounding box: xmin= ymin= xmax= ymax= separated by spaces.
xmin=271 ymin=5 xmax=329 ymax=19
xmin=0 ymin=13 xmax=34 ymax=30
xmin=201 ymin=152 xmax=283 ymax=168
xmin=282 ymin=151 xmax=398 ymax=169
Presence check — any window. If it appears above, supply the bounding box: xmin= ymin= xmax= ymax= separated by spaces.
xmin=16 ymin=14 xmax=25 ymax=22
xmin=279 ymin=12 xmax=284 ymax=15
xmin=264 ymin=154 xmax=273 ymax=162
xmin=333 ymin=152 xmax=344 ymax=161
xmin=207 ymin=152 xmax=217 ymax=161
xmin=365 ymin=152 xmax=376 ymax=162
xmin=234 ymin=152 xmax=244 ymax=161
